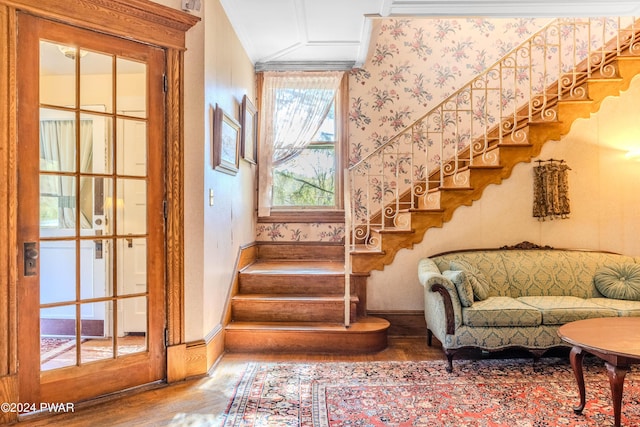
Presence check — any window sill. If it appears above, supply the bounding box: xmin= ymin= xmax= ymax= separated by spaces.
xmin=258 ymin=210 xmax=345 ymax=223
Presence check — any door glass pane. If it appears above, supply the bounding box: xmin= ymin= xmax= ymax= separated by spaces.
xmin=81 ymin=239 xmax=113 ymax=299
xmin=116 ymin=179 xmax=147 ymax=235
xmin=81 ymin=302 xmax=113 ymax=363
xmin=40 ymin=108 xmax=76 ymax=173
xmin=80 ymin=113 xmax=113 ymax=174
xmin=81 ymin=51 xmax=113 ymax=113
xmin=40 ymin=306 xmax=77 ymax=371
xmin=80 ymin=177 xmax=114 ymax=237
xmin=118 ymin=296 xmax=147 ymax=356
xmin=117 ymin=238 xmax=147 ymax=295
xmin=40 ymin=240 xmax=76 ymax=304
xmin=40 ymin=175 xmax=77 ymax=237
xmin=40 ymin=41 xmax=76 ymax=108
xmin=117 ymin=58 xmax=146 ymax=118
xmin=116 ymin=118 xmax=147 ymax=176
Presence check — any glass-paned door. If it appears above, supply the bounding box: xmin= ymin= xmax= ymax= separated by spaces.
xmin=17 ymin=13 xmax=167 ymax=405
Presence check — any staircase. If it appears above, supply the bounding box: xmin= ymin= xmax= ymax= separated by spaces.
xmin=347 ymin=17 xmax=640 ymax=274
xmin=225 ymin=243 xmax=389 ymax=353
xmin=225 ymin=18 xmax=640 ymax=354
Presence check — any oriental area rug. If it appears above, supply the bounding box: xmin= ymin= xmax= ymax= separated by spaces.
xmin=222 ymin=357 xmax=640 ymax=427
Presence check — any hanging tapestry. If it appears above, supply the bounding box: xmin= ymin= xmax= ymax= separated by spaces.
xmin=532 ymin=159 xmax=570 ymax=220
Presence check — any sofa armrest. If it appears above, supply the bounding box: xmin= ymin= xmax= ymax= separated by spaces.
xmin=430 ymin=283 xmax=455 ymax=335
xmin=418 ymin=258 xmax=462 ymax=335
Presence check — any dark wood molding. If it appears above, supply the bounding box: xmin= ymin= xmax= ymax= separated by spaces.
xmin=367 ymin=310 xmax=426 ymax=337
xmin=500 ymin=241 xmax=553 ymax=250
xmin=4 ymin=0 xmax=199 ymax=50
xmin=0 ymin=5 xmax=19 ymax=420
xmin=430 ymin=242 xmax=622 ymax=259
xmin=166 ymin=47 xmax=185 ymax=347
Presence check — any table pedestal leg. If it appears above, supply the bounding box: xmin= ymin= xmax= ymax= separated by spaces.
xmin=605 ymin=362 xmax=628 ymax=427
xmin=569 ymin=346 xmax=586 ymax=414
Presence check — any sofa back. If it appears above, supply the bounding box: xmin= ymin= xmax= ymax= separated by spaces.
xmin=431 ymin=249 xmax=638 ymax=298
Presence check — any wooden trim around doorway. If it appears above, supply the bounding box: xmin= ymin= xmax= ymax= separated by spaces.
xmin=0 ymin=0 xmax=199 ymax=412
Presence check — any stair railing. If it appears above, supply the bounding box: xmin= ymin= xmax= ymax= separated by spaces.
xmin=345 ymin=17 xmax=639 ymax=255
xmin=343 ymin=167 xmax=352 ymax=327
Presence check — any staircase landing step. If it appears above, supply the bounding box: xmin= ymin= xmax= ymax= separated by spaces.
xmin=225 ymin=317 xmax=390 ymax=353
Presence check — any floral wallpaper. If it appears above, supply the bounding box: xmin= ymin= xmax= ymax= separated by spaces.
xmin=256 ymin=222 xmax=345 ymax=242
xmin=257 ymin=17 xmax=583 ymax=243
xmin=348 ymin=17 xmax=549 ymax=166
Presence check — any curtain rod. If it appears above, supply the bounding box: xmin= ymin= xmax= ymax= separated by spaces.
xmin=535 ymin=158 xmax=565 ymax=164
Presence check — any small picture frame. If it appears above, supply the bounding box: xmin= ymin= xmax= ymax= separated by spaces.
xmin=241 ymin=95 xmax=258 ymax=164
xmin=213 ymin=104 xmax=241 ymax=175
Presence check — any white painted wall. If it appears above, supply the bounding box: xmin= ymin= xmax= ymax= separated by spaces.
xmin=367 ymin=75 xmax=640 ymax=311
xmin=153 ymin=0 xmax=256 ymax=342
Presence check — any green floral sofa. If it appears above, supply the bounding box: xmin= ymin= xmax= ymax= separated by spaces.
xmin=418 ymin=243 xmax=640 ymax=372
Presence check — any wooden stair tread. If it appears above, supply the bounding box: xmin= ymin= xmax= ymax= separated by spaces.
xmin=371 ymin=227 xmax=414 ymax=234
xmin=233 ymin=294 xmax=357 ymax=301
xmin=469 ymin=164 xmax=503 ymax=169
xmin=226 ymin=317 xmax=390 ymax=332
xmin=407 ymin=207 xmax=445 ymax=213
xmin=438 ymin=186 xmax=473 ymax=191
xmin=225 ymin=317 xmax=390 ymax=353
xmin=350 ymin=245 xmax=384 ymax=254
xmin=242 ymin=260 xmax=344 ymax=275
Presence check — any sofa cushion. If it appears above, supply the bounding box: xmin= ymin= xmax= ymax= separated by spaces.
xmin=450 ymin=260 xmax=490 ymax=300
xmin=561 ymin=252 xmax=638 ymax=298
xmin=501 ymin=250 xmax=586 ymax=297
xmin=589 ymin=298 xmax=640 ymax=316
xmin=517 ymin=296 xmax=618 ymax=325
xmin=443 ymin=270 xmax=474 ymax=307
xmin=594 ymin=264 xmax=640 ymax=301
xmin=434 ymin=251 xmax=510 ymax=296
xmin=462 ymin=297 xmax=542 ymax=327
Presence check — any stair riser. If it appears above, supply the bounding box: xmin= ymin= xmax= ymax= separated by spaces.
xmin=257 ymin=243 xmax=344 ymax=261
xmin=239 ymin=274 xmax=346 ymax=294
xmin=225 ymin=329 xmax=387 ymax=353
xmin=232 ymin=301 xmax=356 ymax=323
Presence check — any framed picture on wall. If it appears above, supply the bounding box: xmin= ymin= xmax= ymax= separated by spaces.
xmin=213 ymin=104 xmax=241 ymax=175
xmin=240 ymin=95 xmax=258 ymax=164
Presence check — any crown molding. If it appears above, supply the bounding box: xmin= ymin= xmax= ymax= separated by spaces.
xmin=384 ymin=0 xmax=640 ymax=17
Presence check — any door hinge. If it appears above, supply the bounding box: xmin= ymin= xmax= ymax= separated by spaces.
xmin=165 ymin=328 xmax=169 ymax=347
xmin=163 ymin=200 xmax=168 ymax=219
xmin=163 ymin=74 xmax=168 ymax=93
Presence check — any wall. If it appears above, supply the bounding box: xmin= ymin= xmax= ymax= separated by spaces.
xmin=255 ymin=18 xmax=549 ymax=243
xmin=197 ymin=0 xmax=256 ymax=342
xmin=153 ymin=0 xmax=256 ymax=343
xmin=367 ymin=74 xmax=640 ymax=311
xmin=349 ymin=18 xmax=548 ymax=164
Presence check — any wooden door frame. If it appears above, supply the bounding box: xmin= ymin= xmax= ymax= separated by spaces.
xmin=0 ymin=1 xmax=198 ymax=421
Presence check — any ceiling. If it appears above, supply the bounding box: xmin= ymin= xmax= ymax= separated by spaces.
xmin=219 ymin=0 xmax=640 ymax=69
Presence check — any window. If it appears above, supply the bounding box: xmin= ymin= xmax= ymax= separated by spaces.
xmin=272 ymin=102 xmax=337 ymax=207
xmin=258 ymin=71 xmax=345 ymax=218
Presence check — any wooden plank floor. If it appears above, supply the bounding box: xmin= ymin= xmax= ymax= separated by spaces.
xmin=15 ymin=337 xmax=446 ymax=426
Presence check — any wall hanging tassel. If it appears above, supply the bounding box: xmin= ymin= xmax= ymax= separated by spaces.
xmin=532 ymin=159 xmax=571 ymax=221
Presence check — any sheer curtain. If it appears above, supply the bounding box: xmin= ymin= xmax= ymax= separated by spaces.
xmin=258 ymin=71 xmax=343 ymax=217
xmin=40 ymin=119 xmax=93 ymax=229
